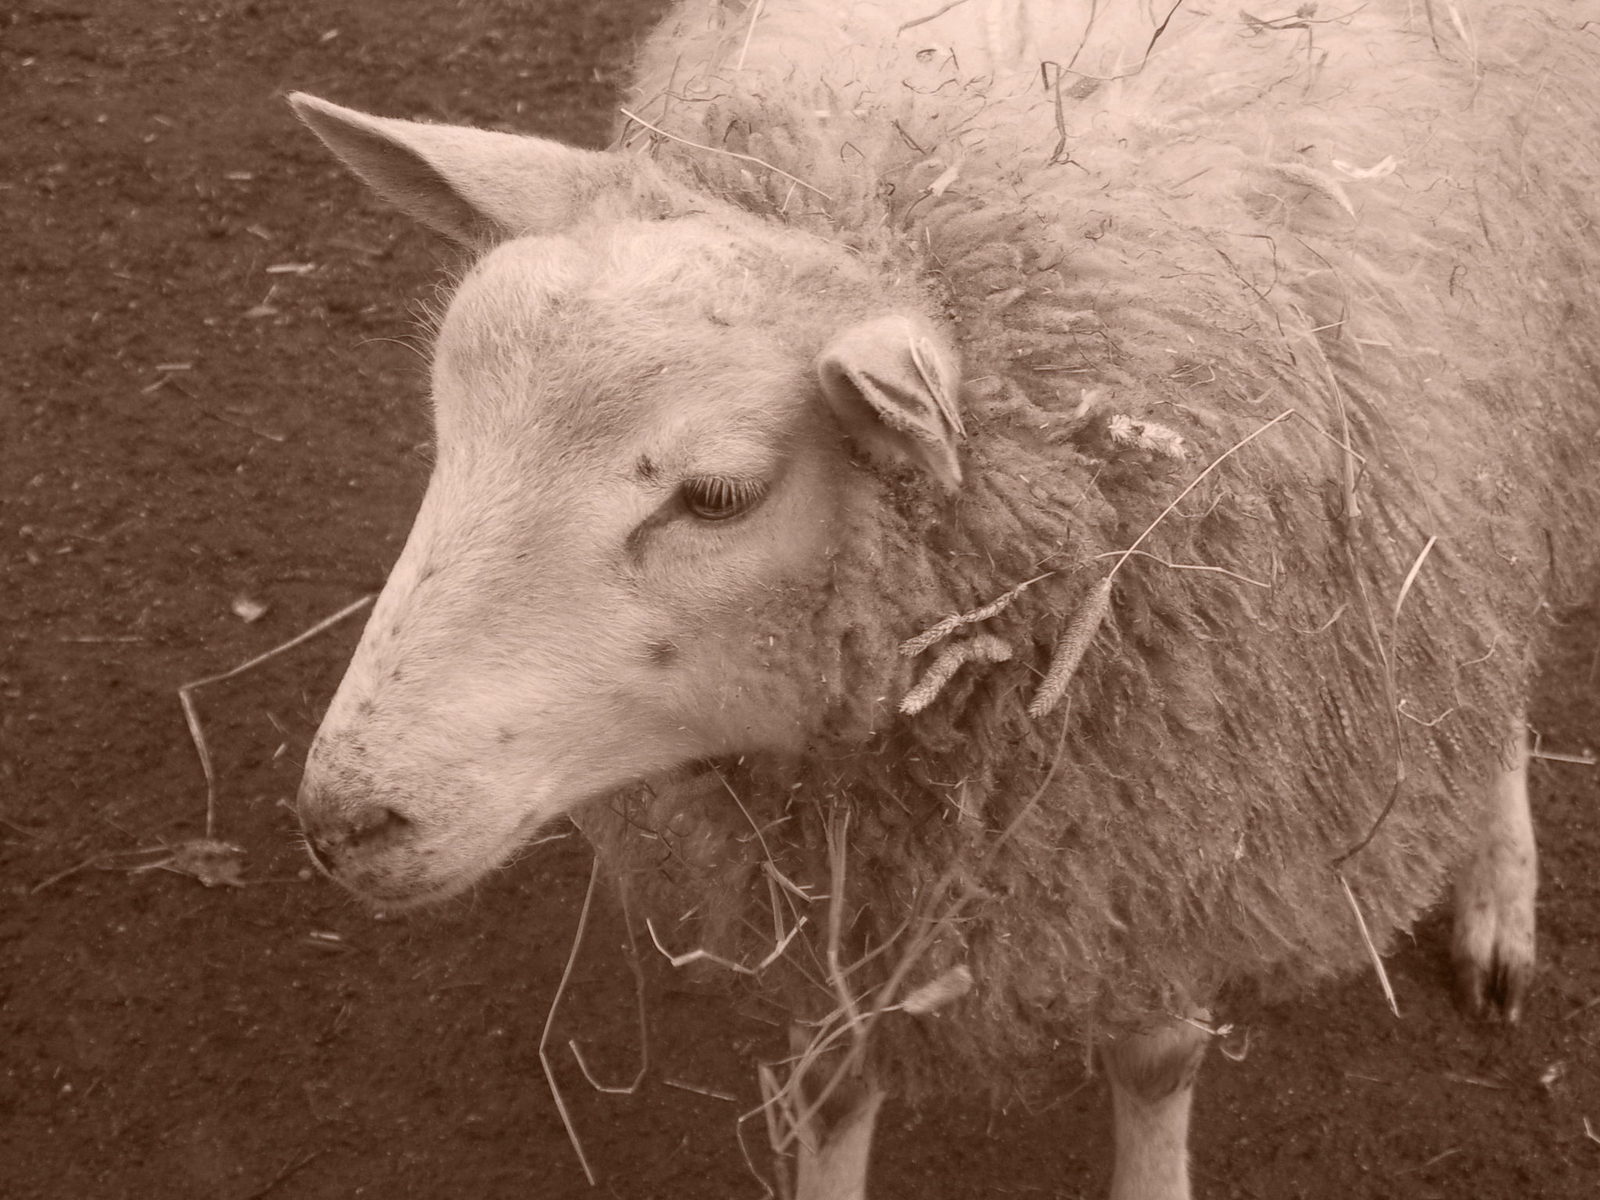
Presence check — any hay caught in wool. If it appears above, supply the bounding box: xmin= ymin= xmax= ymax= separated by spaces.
xmin=578 ymin=0 xmax=1600 ymax=1101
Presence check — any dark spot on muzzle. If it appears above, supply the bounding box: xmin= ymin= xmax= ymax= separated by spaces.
xmin=646 ymin=639 xmax=679 ymax=667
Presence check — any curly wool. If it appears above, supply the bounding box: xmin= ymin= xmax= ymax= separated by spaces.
xmin=580 ymin=0 xmax=1600 ymax=1098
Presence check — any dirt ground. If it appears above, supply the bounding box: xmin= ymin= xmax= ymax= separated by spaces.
xmin=3 ymin=2 xmax=1598 ymax=1197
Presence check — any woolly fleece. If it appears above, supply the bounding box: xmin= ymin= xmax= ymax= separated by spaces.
xmin=573 ymin=0 xmax=1600 ymax=1096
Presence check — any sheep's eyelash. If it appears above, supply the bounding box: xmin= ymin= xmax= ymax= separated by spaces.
xmin=684 ymin=476 xmax=764 ymax=504
xmin=679 ymin=475 xmax=768 ymax=520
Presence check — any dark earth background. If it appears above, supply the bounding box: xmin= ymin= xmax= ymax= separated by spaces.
xmin=3 ymin=2 xmax=1598 ymax=1197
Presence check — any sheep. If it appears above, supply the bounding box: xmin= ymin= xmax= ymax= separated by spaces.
xmin=289 ymin=1 xmax=1600 ymax=1196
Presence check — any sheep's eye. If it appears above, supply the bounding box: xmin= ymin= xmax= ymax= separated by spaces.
xmin=680 ymin=476 xmax=766 ymax=521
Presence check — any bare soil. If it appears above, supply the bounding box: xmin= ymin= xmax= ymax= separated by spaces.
xmin=3 ymin=3 xmax=1598 ymax=1197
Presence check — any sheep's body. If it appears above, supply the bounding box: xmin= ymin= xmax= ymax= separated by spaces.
xmin=585 ymin=0 xmax=1600 ymax=1090
xmin=289 ymin=0 xmax=1600 ymax=1192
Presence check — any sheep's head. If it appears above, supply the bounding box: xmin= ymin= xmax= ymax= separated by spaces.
xmin=289 ymin=97 xmax=966 ymax=906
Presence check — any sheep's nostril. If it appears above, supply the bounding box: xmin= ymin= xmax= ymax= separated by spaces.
xmin=303 ymin=803 xmax=412 ymax=872
xmin=305 ymin=837 xmax=337 ymax=875
xmin=346 ymin=804 xmax=410 ymax=849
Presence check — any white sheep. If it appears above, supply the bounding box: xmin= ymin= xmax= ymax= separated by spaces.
xmin=289 ymin=2 xmax=1600 ymax=1196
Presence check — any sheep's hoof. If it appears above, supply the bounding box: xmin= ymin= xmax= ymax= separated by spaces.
xmin=1451 ymin=882 xmax=1535 ymax=1023
xmin=1453 ymin=942 xmax=1532 ymax=1023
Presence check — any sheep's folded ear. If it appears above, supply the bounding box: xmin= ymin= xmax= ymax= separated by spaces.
xmin=816 ymin=315 xmax=965 ymax=491
xmin=288 ymin=92 xmax=645 ymax=246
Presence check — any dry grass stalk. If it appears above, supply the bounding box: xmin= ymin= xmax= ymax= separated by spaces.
xmin=1106 ymin=409 xmax=1296 ymax=582
xmin=1335 ymin=533 xmax=1440 ymax=868
xmin=1529 ymin=737 xmax=1596 ymax=766
xmin=1337 ymin=871 xmax=1400 ymax=1018
xmin=715 ymin=768 xmax=814 ymax=947
xmin=735 ymin=0 xmax=766 ymax=71
xmin=897 ymin=0 xmax=976 ymax=35
xmin=569 ymin=1038 xmax=647 ymax=1094
xmin=1092 ymin=548 xmax=1270 ymax=590
xmin=567 ymin=888 xmax=649 ymax=1096
xmin=1560 ymin=994 xmax=1600 ymax=1022
xmin=1018 ymin=410 xmax=1297 ymax=718
xmin=617 ymin=107 xmax=831 ymax=200
xmin=824 ymin=810 xmax=866 ymax=1042
xmin=772 ymin=411 xmax=1318 ymax=1154
xmin=179 ymin=594 xmax=374 ymax=838
xmin=646 ymin=915 xmax=807 ymax=974
xmin=764 ymin=718 xmax=1078 ymax=1172
xmin=1390 ymin=534 xmax=1438 ymax=625
xmin=662 ymin=1078 xmax=737 ymax=1102
xmin=1217 ymin=1025 xmax=1252 ymax=1062
xmin=539 ymin=857 xmax=603 ymax=1186
xmin=753 ymin=1062 xmax=792 ymax=1200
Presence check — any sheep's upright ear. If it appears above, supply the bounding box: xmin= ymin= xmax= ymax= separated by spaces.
xmin=816 ymin=315 xmax=965 ymax=491
xmin=288 ymin=93 xmax=646 ymax=246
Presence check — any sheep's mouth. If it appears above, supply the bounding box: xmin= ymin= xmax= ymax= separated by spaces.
xmin=321 ymin=853 xmax=479 ymax=911
xmin=328 ymin=801 xmax=573 ymax=911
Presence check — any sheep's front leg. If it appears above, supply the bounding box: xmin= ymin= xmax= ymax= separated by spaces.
xmin=792 ymin=1068 xmax=884 ymax=1200
xmin=1452 ymin=723 xmax=1537 ymax=1022
xmin=1102 ymin=1016 xmax=1209 ymax=1200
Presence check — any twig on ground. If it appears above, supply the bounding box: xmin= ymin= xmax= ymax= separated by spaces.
xmin=663 ymin=1078 xmax=738 ymax=1102
xmin=30 ymin=854 xmax=112 ymax=895
xmin=1563 ymin=994 xmax=1600 ymax=1021
xmin=1403 ymin=1148 xmax=1462 ymax=1173
xmin=124 ymin=838 xmax=246 ymax=887
xmin=32 ymin=839 xmax=248 ymax=894
xmin=1442 ymin=1071 xmax=1509 ymax=1090
xmin=1531 ymin=747 xmax=1598 ymax=765
xmin=237 ymin=1150 xmax=324 ymax=1200
xmin=161 ymin=377 xmax=288 ymax=442
xmin=1531 ymin=730 xmax=1597 ymax=766
xmin=0 ymin=816 xmax=40 ymax=840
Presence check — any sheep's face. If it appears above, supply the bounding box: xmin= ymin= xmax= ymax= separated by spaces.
xmin=289 ymin=98 xmax=964 ymax=906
